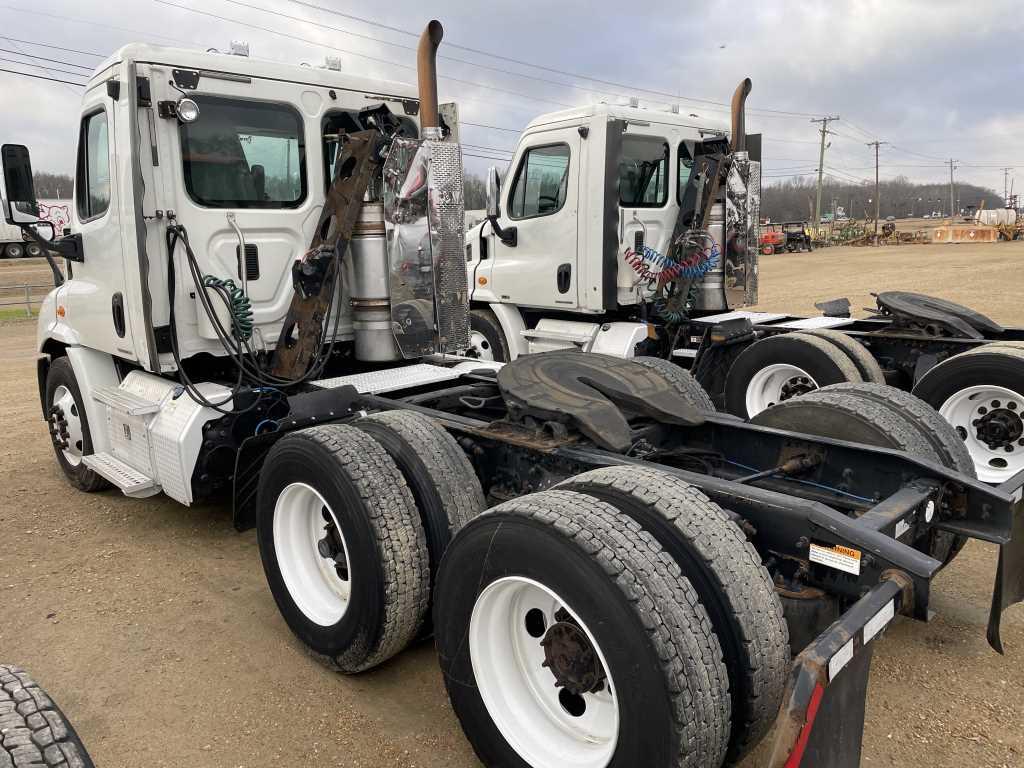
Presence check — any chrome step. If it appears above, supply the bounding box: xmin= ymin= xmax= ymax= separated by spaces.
xmin=82 ymin=452 xmax=159 ymax=497
xmin=92 ymin=385 xmax=162 ymax=416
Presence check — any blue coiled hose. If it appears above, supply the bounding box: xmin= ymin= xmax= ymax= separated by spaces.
xmin=202 ymin=275 xmax=254 ymax=341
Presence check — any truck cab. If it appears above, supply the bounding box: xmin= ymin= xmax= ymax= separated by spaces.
xmin=465 ymin=101 xmax=759 ymax=361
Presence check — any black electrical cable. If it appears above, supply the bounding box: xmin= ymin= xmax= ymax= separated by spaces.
xmin=166 ymin=223 xmax=346 ymax=401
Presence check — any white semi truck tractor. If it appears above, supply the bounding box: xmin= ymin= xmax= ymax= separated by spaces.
xmin=3 ymin=20 xmax=1023 ymax=768
xmin=464 ymin=92 xmax=1024 ymax=483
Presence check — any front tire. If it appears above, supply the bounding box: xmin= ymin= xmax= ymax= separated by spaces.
xmin=257 ymin=424 xmax=430 ymax=672
xmin=468 ymin=308 xmax=510 ymax=362
xmin=44 ymin=357 xmax=110 ymax=492
xmin=435 ymin=490 xmax=731 ymax=768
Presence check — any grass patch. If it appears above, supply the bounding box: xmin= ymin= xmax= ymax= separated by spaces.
xmin=0 ymin=307 xmax=37 ymax=321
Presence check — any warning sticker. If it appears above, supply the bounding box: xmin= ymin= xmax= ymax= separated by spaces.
xmin=809 ymin=543 xmax=862 ymax=576
xmin=894 ymin=518 xmax=910 ymax=539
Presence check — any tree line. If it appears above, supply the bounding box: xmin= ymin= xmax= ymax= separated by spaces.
xmin=760 ymin=175 xmax=1005 ymax=222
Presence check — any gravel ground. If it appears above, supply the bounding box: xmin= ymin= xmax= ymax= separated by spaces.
xmin=2 ymin=243 xmax=1023 ymax=767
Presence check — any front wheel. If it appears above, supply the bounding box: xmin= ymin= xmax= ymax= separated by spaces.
xmin=44 ymin=357 xmax=109 ymax=492
xmin=469 ymin=308 xmax=510 ymax=362
xmin=435 ymin=490 xmax=731 ymax=768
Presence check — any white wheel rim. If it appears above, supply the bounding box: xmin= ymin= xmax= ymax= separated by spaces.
xmin=745 ymin=363 xmax=818 ymax=416
xmin=939 ymin=385 xmax=1024 ymax=483
xmin=469 ymin=329 xmax=495 ymax=361
xmin=273 ymin=482 xmax=352 ymax=626
xmin=469 ymin=577 xmax=619 ymax=768
xmin=51 ymin=385 xmax=84 ymax=466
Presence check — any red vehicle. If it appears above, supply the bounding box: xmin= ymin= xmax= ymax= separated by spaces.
xmin=759 ymin=223 xmax=785 ymax=254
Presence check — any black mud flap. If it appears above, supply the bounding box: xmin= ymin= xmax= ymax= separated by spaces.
xmin=988 ymin=471 xmax=1024 ymax=652
xmin=768 ymin=578 xmax=904 ymax=768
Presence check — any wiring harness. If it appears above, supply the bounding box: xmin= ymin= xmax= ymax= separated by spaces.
xmin=165 ymin=223 xmax=343 ymax=414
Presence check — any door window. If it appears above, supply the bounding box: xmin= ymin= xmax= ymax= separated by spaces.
xmin=76 ymin=110 xmax=111 ymax=221
xmin=508 ymin=143 xmax=570 ymax=219
xmin=180 ymin=96 xmax=306 ymax=208
xmin=678 ymin=142 xmax=695 ymax=201
xmin=619 ymin=136 xmax=668 ymax=207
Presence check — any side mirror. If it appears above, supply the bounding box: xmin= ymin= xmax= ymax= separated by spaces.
xmin=1 ymin=144 xmax=40 ymax=224
xmin=484 ymin=165 xmax=517 ymax=247
xmin=485 ymin=165 xmax=500 ymax=218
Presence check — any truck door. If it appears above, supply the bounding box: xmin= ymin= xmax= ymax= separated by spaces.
xmin=152 ymin=73 xmax=316 ymax=357
xmin=618 ymin=131 xmax=672 ymax=304
xmin=487 ymin=129 xmax=580 ymax=309
xmin=68 ymin=85 xmax=132 ymax=359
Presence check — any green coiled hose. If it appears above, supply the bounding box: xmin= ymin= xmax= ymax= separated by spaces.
xmin=202 ymin=275 xmax=253 ymax=341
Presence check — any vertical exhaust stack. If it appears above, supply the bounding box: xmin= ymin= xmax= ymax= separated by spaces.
xmin=380 ymin=18 xmax=469 ymax=360
xmin=417 ymin=20 xmax=444 ymax=137
xmin=730 ymin=78 xmax=752 ymax=153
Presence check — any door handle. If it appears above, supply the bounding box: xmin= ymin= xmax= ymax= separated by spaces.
xmin=557 ymin=263 xmax=571 ymax=294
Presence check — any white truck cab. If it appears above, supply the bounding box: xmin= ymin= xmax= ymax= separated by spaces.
xmin=3 ymin=40 xmax=462 ymax=505
xmin=465 ymin=99 xmax=760 ymax=361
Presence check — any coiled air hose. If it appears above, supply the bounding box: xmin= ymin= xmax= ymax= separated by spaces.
xmin=202 ymin=275 xmax=253 ymax=341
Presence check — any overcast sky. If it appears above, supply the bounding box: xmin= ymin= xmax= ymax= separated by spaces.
xmin=1 ymin=0 xmax=1022 ymax=198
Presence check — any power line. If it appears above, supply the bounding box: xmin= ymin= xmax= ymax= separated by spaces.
xmin=0 ymin=47 xmax=94 ymax=70
xmin=0 ymin=3 xmax=197 ymax=48
xmin=0 ymin=54 xmax=89 ymax=79
xmin=0 ymin=66 xmax=85 ymax=86
xmin=278 ymin=0 xmax=822 ymax=119
xmin=155 ymin=1 xmax=577 ymax=110
xmin=0 ymin=35 xmax=102 ymax=58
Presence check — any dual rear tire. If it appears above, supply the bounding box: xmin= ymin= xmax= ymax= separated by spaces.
xmin=435 ymin=468 xmax=790 ymax=768
xmin=256 ymin=412 xmax=484 ymax=672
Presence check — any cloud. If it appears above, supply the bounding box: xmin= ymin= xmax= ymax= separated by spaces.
xmin=0 ymin=0 xmax=1020 ymax=196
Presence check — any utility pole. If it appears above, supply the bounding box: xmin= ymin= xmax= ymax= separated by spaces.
xmin=811 ymin=116 xmax=839 ymax=228
xmin=947 ymin=159 xmax=958 ymax=221
xmin=866 ymin=140 xmax=888 ymax=241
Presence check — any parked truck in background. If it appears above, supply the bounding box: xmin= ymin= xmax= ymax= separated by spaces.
xmin=0 ymin=198 xmax=72 ymax=257
xmin=464 ymin=95 xmax=1024 ymax=484
xmin=3 ymin=19 xmax=1023 ymax=768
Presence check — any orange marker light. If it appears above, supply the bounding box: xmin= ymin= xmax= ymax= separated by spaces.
xmin=56 ymin=306 xmax=66 ymax=317
xmin=478 ymin=277 xmax=488 ymax=286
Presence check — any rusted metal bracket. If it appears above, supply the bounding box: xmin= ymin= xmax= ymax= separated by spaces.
xmin=271 ymin=129 xmax=382 ymax=378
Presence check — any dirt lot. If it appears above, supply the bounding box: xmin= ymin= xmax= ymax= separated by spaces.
xmin=2 ymin=242 xmax=1023 ymax=768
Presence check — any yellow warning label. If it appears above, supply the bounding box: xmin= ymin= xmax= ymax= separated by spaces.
xmin=809 ymin=543 xmax=862 ymax=576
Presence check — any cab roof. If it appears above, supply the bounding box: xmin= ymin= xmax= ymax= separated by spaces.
xmin=523 ymin=102 xmax=730 ymax=135
xmin=90 ymin=43 xmax=418 ymax=102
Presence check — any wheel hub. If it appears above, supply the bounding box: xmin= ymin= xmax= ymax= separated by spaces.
xmin=48 ymin=405 xmax=70 ymax=449
xmin=974 ymin=403 xmax=1023 ymax=451
xmin=317 ymin=515 xmax=350 ymax=580
xmin=540 ymin=611 xmax=606 ymax=695
xmin=779 ymin=375 xmax=816 ymax=401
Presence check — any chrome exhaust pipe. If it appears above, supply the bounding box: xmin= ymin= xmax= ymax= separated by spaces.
xmin=730 ymin=78 xmax=752 ymax=153
xmin=417 ymin=20 xmax=444 ymax=136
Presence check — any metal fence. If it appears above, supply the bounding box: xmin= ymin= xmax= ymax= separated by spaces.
xmin=0 ymin=284 xmax=50 ymax=317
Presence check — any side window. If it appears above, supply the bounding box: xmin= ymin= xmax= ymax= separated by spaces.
xmin=508 ymin=143 xmax=570 ymax=219
xmin=76 ymin=110 xmax=111 ymax=221
xmin=180 ymin=95 xmax=306 ymax=209
xmin=619 ymin=136 xmax=668 ymax=207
